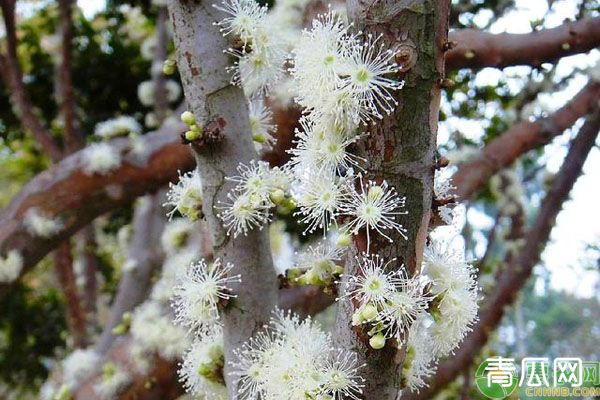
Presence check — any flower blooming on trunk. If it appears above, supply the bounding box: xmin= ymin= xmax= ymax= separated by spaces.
xmin=158 ymin=1 xmax=483 ymax=396
xmin=172 ymin=258 xmax=241 ymax=332
xmin=229 ymin=309 xmax=365 ymax=400
xmin=340 ymin=175 xmax=408 ymax=252
xmin=164 ymin=169 xmax=204 ymax=221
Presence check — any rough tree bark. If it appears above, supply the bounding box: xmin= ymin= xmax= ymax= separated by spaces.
xmin=405 ymin=108 xmax=600 ymax=400
xmin=333 ymin=1 xmax=450 ymax=398
xmin=168 ymin=1 xmax=278 ymax=397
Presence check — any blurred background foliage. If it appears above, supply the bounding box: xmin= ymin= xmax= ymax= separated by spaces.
xmin=0 ymin=0 xmax=598 ymax=398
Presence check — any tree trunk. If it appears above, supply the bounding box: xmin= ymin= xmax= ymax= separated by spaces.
xmin=333 ymin=1 xmax=450 ymax=398
xmin=168 ymin=1 xmax=279 ymax=397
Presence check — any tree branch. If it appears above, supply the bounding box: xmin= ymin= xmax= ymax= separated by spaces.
xmin=152 ymin=7 xmax=169 ymax=122
xmin=95 ymin=193 xmax=166 ymax=354
xmin=446 ymin=16 xmax=600 ymax=70
xmin=0 ymin=124 xmax=193 ymax=295
xmin=57 ymin=0 xmax=82 ymax=154
xmin=168 ymin=1 xmax=278 ymax=396
xmin=0 ymin=0 xmax=63 ymax=161
xmin=405 ymin=108 xmax=600 ymax=399
xmin=54 ymin=242 xmax=88 ymax=348
xmin=452 ymin=81 xmax=600 ymax=201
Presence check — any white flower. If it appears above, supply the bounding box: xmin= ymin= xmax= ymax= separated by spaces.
xmin=137 ymin=79 xmax=181 ymax=106
xmin=229 ymin=44 xmax=287 ymax=96
xmin=0 ymin=250 xmax=23 ymax=283
xmin=172 ymin=258 xmax=241 ymax=332
xmin=160 ymin=218 xmax=196 ymax=255
xmin=248 ymin=97 xmax=277 ymax=151
xmin=94 ymin=115 xmax=142 ymax=139
xmin=164 ymin=169 xmax=203 ymax=221
xmin=320 ymin=350 xmax=365 ymax=400
xmin=287 ymin=117 xmax=362 ymax=178
xmin=230 ymin=309 xmax=364 ymax=400
xmin=291 ymin=10 xmax=349 ymax=102
xmin=140 ymin=35 xmax=156 ymax=60
xmin=130 ymin=301 xmax=188 ymax=361
xmin=62 ymin=349 xmax=102 ymax=389
xmin=151 ymin=248 xmax=200 ymax=303
xmin=433 ymin=169 xmax=455 ymax=200
xmin=218 ymin=190 xmax=272 ymax=237
xmin=339 ymin=33 xmax=402 ymax=123
xmin=402 ymin=317 xmax=437 ymax=392
xmin=340 ymin=175 xmax=408 ymax=252
xmin=214 ymin=0 xmax=267 ymax=46
xmin=93 ymin=363 xmax=131 ymax=400
xmin=24 ymin=208 xmax=63 ymax=238
xmin=83 ymin=143 xmax=122 ymax=176
xmin=218 ymin=161 xmax=292 ymax=237
xmin=422 ymin=238 xmax=479 ymax=357
xmin=179 ymin=326 xmax=227 ymax=400
xmin=338 ymin=253 xmax=402 ymax=308
xmin=294 ymin=173 xmax=349 ymax=234
xmin=378 ymin=269 xmax=431 ymax=341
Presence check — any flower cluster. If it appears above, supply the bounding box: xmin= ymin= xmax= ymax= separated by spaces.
xmin=94 ymin=115 xmax=142 ymax=139
xmin=229 ymin=310 xmax=365 ymax=400
xmin=172 ymin=258 xmax=241 ymax=332
xmin=173 ymin=258 xmax=240 ymax=398
xmin=83 ymin=142 xmax=122 ymax=176
xmin=339 ymin=254 xmax=431 ymax=349
xmin=93 ymin=362 xmax=131 ymax=400
xmin=217 ymin=160 xmax=292 ymax=237
xmin=61 ymin=349 xmax=102 ymax=390
xmin=0 ymin=250 xmax=23 ymax=283
xmin=213 ymin=5 xmax=408 ymax=252
xmin=24 ymin=207 xmax=63 ymax=238
xmin=129 ymin=301 xmax=188 ymax=369
xmin=164 ymin=169 xmax=204 ymax=221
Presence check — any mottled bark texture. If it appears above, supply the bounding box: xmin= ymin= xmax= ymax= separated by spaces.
xmin=0 ymin=126 xmax=192 ymax=295
xmin=168 ymin=1 xmax=278 ymax=397
xmin=333 ymin=1 xmax=450 ymax=398
xmin=405 ymin=108 xmax=600 ymax=400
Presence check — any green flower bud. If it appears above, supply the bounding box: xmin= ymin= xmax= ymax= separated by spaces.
xmin=283 ymin=197 xmax=297 ymax=211
xmin=269 ymin=189 xmax=286 ymax=205
xmin=162 ymin=59 xmax=176 ymax=75
xmin=286 ymin=268 xmax=302 ymax=280
xmin=180 ymin=111 xmax=196 ymax=126
xmin=253 ymin=133 xmax=267 ymax=144
xmin=369 ymin=333 xmax=386 ymax=349
xmin=185 ymin=130 xmax=201 ymax=141
xmin=333 ymin=264 xmax=344 ymax=276
xmin=111 ymin=324 xmax=127 ymax=335
xmin=351 ymin=311 xmax=363 ymax=326
xmin=198 ymin=363 xmax=213 ymax=377
xmin=361 ymin=304 xmax=378 ymax=321
xmin=336 ymin=232 xmax=352 ymax=247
